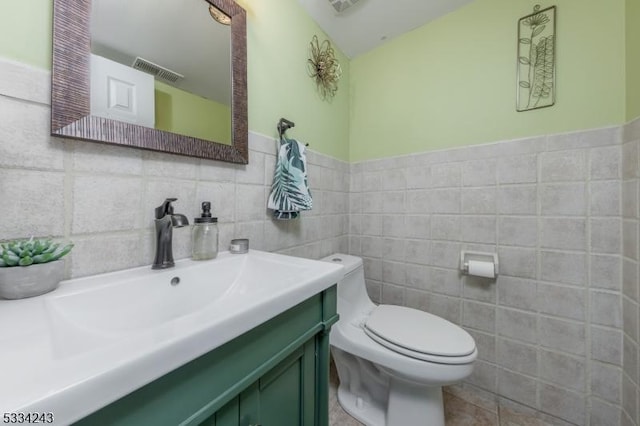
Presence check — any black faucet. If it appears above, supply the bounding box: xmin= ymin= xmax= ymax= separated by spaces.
xmin=152 ymin=198 xmax=189 ymax=269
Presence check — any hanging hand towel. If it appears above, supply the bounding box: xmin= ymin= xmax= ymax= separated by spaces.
xmin=268 ymin=138 xmax=313 ymax=220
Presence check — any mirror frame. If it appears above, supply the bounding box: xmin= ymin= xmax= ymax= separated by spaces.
xmin=51 ymin=0 xmax=248 ymax=164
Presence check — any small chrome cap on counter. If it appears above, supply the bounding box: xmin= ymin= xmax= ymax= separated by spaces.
xmin=229 ymin=238 xmax=249 ymax=254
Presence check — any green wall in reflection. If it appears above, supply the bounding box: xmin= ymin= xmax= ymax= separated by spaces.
xmin=154 ymin=81 xmax=231 ymax=145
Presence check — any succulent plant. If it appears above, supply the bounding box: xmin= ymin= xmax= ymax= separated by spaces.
xmin=0 ymin=237 xmax=73 ymax=267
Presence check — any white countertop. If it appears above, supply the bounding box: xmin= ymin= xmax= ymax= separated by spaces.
xmin=0 ymin=250 xmax=344 ymax=425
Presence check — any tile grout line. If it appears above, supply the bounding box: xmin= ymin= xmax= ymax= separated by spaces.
xmin=62 ymin=140 xmax=74 ymax=279
xmin=585 ymin=143 xmax=594 ymax=424
xmin=535 ymin=139 xmax=543 ymax=413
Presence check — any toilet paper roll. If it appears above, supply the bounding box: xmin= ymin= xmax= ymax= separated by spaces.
xmin=467 ymin=260 xmax=495 ymax=279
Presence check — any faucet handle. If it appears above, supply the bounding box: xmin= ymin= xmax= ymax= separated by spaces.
xmin=155 ymin=198 xmax=178 ymax=219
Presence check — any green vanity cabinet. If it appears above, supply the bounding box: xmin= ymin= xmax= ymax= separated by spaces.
xmin=74 ymin=286 xmax=338 ymax=426
xmin=206 ymin=340 xmax=316 ymax=426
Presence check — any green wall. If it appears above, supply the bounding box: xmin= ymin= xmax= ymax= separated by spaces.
xmin=350 ymin=0 xmax=627 ymax=161
xmin=237 ymin=0 xmax=350 ymax=161
xmin=627 ymin=0 xmax=640 ymax=121
xmin=1 ymin=0 xmax=635 ymax=162
xmin=0 ymin=0 xmax=350 ymax=161
xmin=0 ymin=0 xmax=52 ymax=70
xmin=154 ymin=81 xmax=231 ymax=144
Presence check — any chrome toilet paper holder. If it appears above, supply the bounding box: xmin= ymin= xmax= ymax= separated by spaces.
xmin=460 ymin=251 xmax=499 ymax=277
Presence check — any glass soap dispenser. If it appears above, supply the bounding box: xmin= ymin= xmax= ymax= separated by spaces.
xmin=191 ymin=201 xmax=218 ymax=260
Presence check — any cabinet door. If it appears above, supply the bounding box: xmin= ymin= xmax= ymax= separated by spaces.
xmin=239 ymin=339 xmax=317 ymax=426
xmin=201 ymin=397 xmax=240 ymax=426
xmin=200 ymin=339 xmax=316 ymax=426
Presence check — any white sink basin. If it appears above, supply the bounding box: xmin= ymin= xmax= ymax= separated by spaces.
xmin=0 ymin=250 xmax=344 ymax=425
xmin=46 ymin=252 xmax=309 ymax=334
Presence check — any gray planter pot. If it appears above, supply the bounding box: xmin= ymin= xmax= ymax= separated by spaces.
xmin=0 ymin=260 xmax=65 ymax=299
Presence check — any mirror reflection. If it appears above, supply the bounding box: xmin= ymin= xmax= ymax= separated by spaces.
xmin=90 ymin=0 xmax=232 ymax=145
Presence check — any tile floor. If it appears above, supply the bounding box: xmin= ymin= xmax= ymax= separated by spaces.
xmin=329 ymin=361 xmax=552 ymax=426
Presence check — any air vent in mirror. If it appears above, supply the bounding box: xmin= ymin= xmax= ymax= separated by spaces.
xmin=131 ymin=57 xmax=184 ymax=84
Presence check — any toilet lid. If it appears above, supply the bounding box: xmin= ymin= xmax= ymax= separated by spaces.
xmin=364 ymin=305 xmax=476 ymax=358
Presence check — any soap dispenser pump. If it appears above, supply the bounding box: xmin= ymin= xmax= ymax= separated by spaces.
xmin=191 ymin=202 xmax=218 ymax=260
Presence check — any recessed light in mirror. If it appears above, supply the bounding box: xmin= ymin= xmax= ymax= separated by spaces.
xmin=209 ymin=5 xmax=231 ymax=25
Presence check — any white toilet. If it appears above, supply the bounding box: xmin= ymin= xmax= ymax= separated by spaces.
xmin=321 ymin=253 xmax=477 ymax=426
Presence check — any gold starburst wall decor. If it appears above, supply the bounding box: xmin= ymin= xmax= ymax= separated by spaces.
xmin=307 ymin=35 xmax=342 ymax=100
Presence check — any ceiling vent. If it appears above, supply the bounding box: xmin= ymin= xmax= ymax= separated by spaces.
xmin=327 ymin=0 xmax=362 ymax=14
xmin=131 ymin=57 xmax=184 ymax=84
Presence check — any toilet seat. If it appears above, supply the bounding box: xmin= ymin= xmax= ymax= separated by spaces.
xmin=363 ymin=305 xmax=476 ymax=365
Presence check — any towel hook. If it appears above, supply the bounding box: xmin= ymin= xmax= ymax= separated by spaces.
xmin=277 ymin=118 xmax=309 ymax=146
xmin=277 ymin=118 xmax=294 ymax=140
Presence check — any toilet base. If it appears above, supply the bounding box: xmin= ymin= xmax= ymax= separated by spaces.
xmin=336 ymin=377 xmax=445 ymax=426
xmin=387 ymin=377 xmax=444 ymax=426
xmin=337 ymin=385 xmax=386 ymax=426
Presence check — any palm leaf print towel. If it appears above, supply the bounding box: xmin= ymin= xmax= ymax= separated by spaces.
xmin=268 ymin=138 xmax=313 ymax=220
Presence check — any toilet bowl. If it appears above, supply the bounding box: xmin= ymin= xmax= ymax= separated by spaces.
xmin=321 ymin=253 xmax=477 ymax=426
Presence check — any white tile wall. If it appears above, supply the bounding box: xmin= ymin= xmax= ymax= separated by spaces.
xmin=0 ymin=59 xmax=349 ymax=280
xmin=350 ymin=125 xmax=630 ymax=425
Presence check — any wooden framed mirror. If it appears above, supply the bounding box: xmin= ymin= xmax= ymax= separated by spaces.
xmin=51 ymin=0 xmax=248 ymax=164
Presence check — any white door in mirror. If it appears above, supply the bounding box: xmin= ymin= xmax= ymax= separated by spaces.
xmin=90 ymin=54 xmax=155 ymax=127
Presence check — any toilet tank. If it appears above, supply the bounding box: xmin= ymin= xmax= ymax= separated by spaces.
xmin=321 ymin=253 xmax=375 ymax=320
